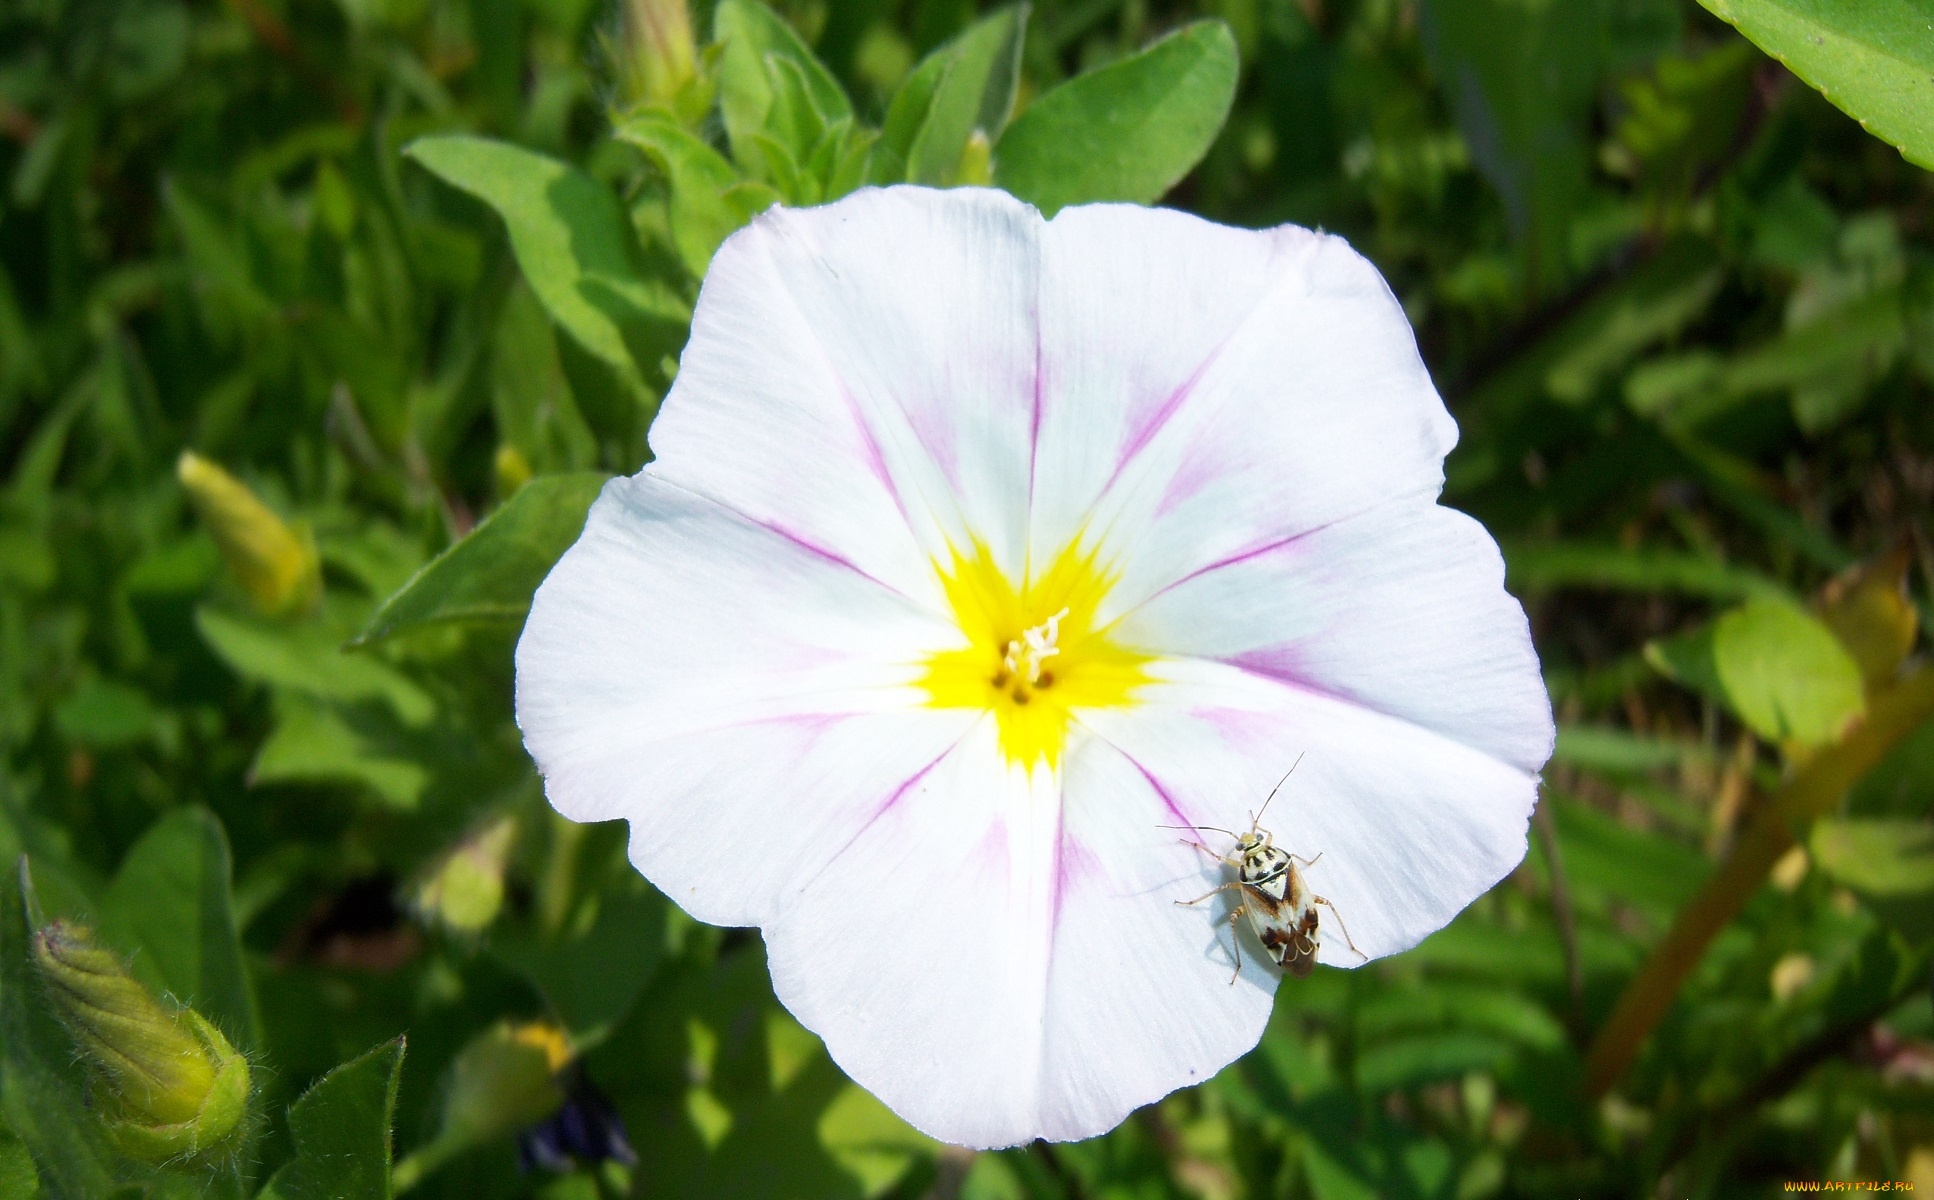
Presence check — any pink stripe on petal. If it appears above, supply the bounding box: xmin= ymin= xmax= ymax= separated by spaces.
xmin=1151 ymin=436 xmax=1222 ymax=519
xmin=1220 ymin=648 xmax=1362 ymax=709
xmin=1183 ymin=703 xmax=1286 ymax=756
xmin=750 ymin=514 xmax=913 ymax=602
xmin=836 ymin=381 xmax=906 ymax=514
xmin=1122 ymin=754 xmax=1195 ymax=831
xmin=792 ymin=742 xmax=960 ymax=905
xmin=1050 ymin=832 xmax=1101 ymax=931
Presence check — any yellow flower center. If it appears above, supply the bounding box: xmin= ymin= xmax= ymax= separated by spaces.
xmin=918 ymin=538 xmax=1152 ymax=769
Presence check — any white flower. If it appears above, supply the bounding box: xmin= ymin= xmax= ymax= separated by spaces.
xmin=515 ymin=186 xmax=1553 ymax=1149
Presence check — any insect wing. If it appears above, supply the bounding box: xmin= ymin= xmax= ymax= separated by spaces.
xmin=1274 ymin=910 xmax=1321 ymax=978
xmin=1241 ymin=859 xmax=1319 ymax=977
xmin=1233 ymin=878 xmax=1297 ymax=969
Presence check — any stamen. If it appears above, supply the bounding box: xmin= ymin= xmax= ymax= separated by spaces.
xmin=1000 ymin=607 xmax=1069 ymax=691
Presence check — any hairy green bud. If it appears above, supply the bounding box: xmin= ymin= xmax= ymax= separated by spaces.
xmin=33 ymin=922 xmax=250 ymax=1162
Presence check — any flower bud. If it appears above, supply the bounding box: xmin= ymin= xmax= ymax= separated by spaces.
xmin=411 ymin=812 xmax=518 ymax=935
xmin=391 ymin=1020 xmax=570 ymax=1190
xmin=953 ymin=130 xmax=993 ymax=187
xmin=177 ymin=450 xmax=320 ymax=616
xmin=494 ymin=443 xmax=534 ymax=499
xmin=620 ymin=0 xmax=699 ymax=116
xmin=33 ymin=922 xmax=251 ymax=1161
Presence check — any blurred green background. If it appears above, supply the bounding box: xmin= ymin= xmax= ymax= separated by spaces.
xmin=3 ymin=0 xmax=1934 ymax=1195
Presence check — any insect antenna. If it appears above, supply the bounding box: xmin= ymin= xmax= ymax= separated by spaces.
xmin=1157 ymin=822 xmax=1240 ymax=839
xmin=1253 ymin=752 xmax=1306 ymax=827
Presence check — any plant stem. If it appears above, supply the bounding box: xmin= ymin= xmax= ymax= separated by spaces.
xmin=1583 ymin=668 xmax=1934 ymax=1096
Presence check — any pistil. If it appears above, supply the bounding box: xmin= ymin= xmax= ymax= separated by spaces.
xmin=995 ymin=608 xmax=1069 ymax=703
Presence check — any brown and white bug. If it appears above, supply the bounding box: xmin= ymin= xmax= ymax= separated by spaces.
xmin=1166 ymin=756 xmax=1364 ymax=983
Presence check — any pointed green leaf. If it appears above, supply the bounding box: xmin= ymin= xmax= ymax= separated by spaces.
xmin=249 ymin=695 xmax=431 ymax=810
xmin=98 ymin=809 xmax=258 ymax=1052
xmin=903 ymin=5 xmax=1027 ymax=185
xmin=355 ymin=472 xmax=609 ymax=644
xmin=257 ymin=1039 xmax=405 ymax=1200
xmin=404 ymin=136 xmax=687 ymax=375
xmin=195 ymin=607 xmax=434 ymax=725
xmin=1700 ymin=0 xmax=1934 ymax=169
xmin=617 ymin=117 xmax=775 ymax=277
xmin=1506 ymin=541 xmax=1791 ymax=602
xmin=873 ymin=50 xmax=950 ymax=184
xmin=993 ymin=20 xmax=1238 ymax=216
xmin=714 ymin=0 xmax=850 ymax=172
xmin=1416 ymin=0 xmax=1599 ymax=286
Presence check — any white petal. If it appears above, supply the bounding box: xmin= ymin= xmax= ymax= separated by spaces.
xmin=1080 ymin=657 xmax=1542 ymax=965
xmin=652 ymin=187 xmax=1044 ymax=594
xmin=764 ymin=725 xmax=1275 ymax=1149
xmin=515 ymin=473 xmax=977 ymax=927
xmin=1036 ymin=735 xmax=1278 ymax=1136
xmin=1117 ymin=501 xmax=1553 ymax=773
xmin=1028 ymin=205 xmax=1455 ymax=612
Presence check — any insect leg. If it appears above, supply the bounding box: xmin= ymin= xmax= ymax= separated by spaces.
xmin=1175 ymin=881 xmax=1244 ymax=907
xmin=1222 ymin=906 xmax=1245 ymax=985
xmin=1288 ymin=852 xmax=1324 ymax=868
xmin=1313 ymin=895 xmax=1367 ymax=961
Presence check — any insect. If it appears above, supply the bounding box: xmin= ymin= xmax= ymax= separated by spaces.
xmin=1167 ymin=755 xmax=1364 ymax=983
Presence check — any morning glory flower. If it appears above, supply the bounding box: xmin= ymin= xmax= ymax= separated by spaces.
xmin=515 ymin=186 xmax=1553 ymax=1149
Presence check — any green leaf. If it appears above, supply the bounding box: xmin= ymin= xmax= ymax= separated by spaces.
xmin=714 ymin=0 xmax=851 ymax=172
xmin=1354 ymin=1031 xmax=1516 ymax=1094
xmin=257 ymin=1039 xmax=405 ymax=1200
xmin=0 ymin=863 xmax=118 ymax=1199
xmin=355 ymin=472 xmax=608 ymax=645
xmin=902 ymin=6 xmax=1028 ymax=185
xmin=195 ymin=607 xmax=434 ymax=725
xmin=1505 ymin=541 xmax=1791 ymax=602
xmin=588 ymin=948 xmax=885 ymax=1200
xmin=1417 ymin=0 xmax=1599 ymax=286
xmin=98 ymin=809 xmax=258 ymax=1052
xmin=0 ymin=1124 xmax=38 ymax=1200
xmin=1699 ymin=0 xmax=1934 ymax=169
xmin=993 ymin=20 xmax=1238 ymax=216
xmin=1539 ymin=238 xmax=1724 ymax=404
xmin=1812 ymin=818 xmax=1934 ymax=895
xmin=1811 ymin=817 xmax=1934 ymax=940
xmin=1712 ymin=599 xmax=1867 ymax=744
xmin=1553 ymin=725 xmax=1717 ymax=774
xmin=404 ymin=136 xmax=687 ymax=376
xmin=249 ymin=695 xmax=431 ymax=810
xmin=617 ymin=116 xmax=777 ymax=278
xmin=815 ymin=1082 xmax=935 ymax=1196
xmin=1653 ymin=599 xmax=1868 ymax=744
xmin=873 ymin=51 xmax=950 ymax=184
xmin=493 ymin=869 xmax=666 ymax=1042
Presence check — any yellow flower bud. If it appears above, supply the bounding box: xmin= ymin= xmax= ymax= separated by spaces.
xmin=177 ymin=451 xmax=320 ymax=616
xmin=33 ymin=923 xmax=251 ymax=1162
